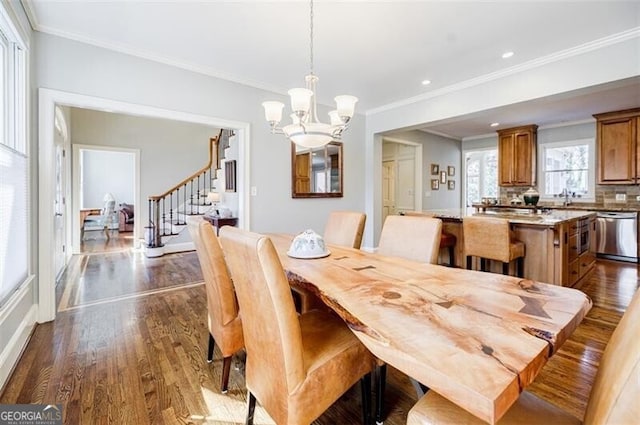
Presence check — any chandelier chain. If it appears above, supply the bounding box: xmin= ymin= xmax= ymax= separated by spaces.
xmin=309 ymin=0 xmax=314 ymax=75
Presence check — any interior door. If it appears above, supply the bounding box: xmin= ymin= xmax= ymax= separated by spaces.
xmin=295 ymin=152 xmax=311 ymax=193
xmin=382 ymin=160 xmax=396 ymax=222
xmin=54 ymin=126 xmax=66 ymax=280
xmin=396 ymin=157 xmax=415 ymax=212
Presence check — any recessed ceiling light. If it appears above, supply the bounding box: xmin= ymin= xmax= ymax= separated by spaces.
xmin=421 ymin=79 xmax=431 ymax=86
xmin=502 ymin=51 xmax=514 ymax=59
xmin=490 ymin=122 xmax=500 ymax=127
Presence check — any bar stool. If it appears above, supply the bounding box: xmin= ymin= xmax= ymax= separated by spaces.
xmin=439 ymin=232 xmax=456 ymax=267
xmin=463 ymin=216 xmax=525 ymax=277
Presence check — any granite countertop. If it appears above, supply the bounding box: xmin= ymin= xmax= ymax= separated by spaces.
xmin=472 ymin=203 xmax=640 ymax=212
xmin=414 ymin=208 xmax=596 ymax=227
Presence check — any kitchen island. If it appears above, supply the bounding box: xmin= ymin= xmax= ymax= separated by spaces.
xmin=406 ymin=208 xmax=597 ymax=287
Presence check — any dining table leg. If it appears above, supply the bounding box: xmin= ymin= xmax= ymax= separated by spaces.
xmin=409 ymin=377 xmax=429 ymax=398
xmin=375 ymin=364 xmax=387 ymax=425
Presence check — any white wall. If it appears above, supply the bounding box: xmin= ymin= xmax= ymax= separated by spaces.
xmin=81 ymin=149 xmax=135 ymax=208
xmin=71 ymin=108 xmax=219 ymax=228
xmin=389 ymin=130 xmax=462 ymax=210
xmin=35 ymin=33 xmax=367 ymax=236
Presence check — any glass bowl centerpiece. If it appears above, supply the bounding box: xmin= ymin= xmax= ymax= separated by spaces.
xmin=287 ymin=229 xmax=330 ymax=259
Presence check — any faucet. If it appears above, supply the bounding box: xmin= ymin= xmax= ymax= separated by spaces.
xmin=560 ymin=188 xmax=573 ymax=206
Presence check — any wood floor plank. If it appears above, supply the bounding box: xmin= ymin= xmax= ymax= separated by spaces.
xmin=1 ymin=252 xmax=637 ymax=424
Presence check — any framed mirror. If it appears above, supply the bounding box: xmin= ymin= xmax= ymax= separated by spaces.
xmin=291 ymin=141 xmax=343 ymax=198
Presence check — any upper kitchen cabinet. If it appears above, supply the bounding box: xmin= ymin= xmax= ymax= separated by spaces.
xmin=498 ymin=125 xmax=537 ymax=186
xmin=594 ymin=108 xmax=640 ymax=185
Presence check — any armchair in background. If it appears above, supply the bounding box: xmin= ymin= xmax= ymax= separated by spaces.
xmin=119 ymin=203 xmax=134 ymax=232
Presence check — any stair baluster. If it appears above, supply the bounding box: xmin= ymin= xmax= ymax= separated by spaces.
xmin=169 ymin=192 xmax=174 ymax=234
xmin=146 ymin=129 xmax=226 ymax=251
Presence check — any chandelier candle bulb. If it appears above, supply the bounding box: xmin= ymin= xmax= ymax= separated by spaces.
xmin=334 ymin=95 xmax=358 ymax=119
xmin=262 ymin=101 xmax=284 ymax=124
xmin=328 ymin=110 xmax=342 ymax=126
xmin=288 ymin=88 xmax=313 ymax=114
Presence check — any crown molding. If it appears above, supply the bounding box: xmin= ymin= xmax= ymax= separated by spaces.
xmin=19 ymin=0 xmax=37 ymax=31
xmin=538 ymin=118 xmax=595 ymax=130
xmin=32 ymin=22 xmax=290 ymax=98
xmin=367 ymin=27 xmax=640 ymax=117
xmin=417 ymin=128 xmax=462 ymax=142
xmin=459 ymin=118 xmax=597 ymax=142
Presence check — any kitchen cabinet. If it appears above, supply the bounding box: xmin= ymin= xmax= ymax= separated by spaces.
xmin=416 ymin=209 xmax=596 ymax=287
xmin=567 ymin=217 xmax=595 ymax=286
xmin=497 ymin=124 xmax=537 ymax=186
xmin=594 ymin=108 xmax=640 ymax=185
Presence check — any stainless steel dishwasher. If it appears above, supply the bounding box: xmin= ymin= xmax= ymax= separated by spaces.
xmin=596 ymin=211 xmax=638 ymax=262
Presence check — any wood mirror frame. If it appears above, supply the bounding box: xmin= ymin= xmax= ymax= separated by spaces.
xmin=291 ymin=141 xmax=343 ymax=198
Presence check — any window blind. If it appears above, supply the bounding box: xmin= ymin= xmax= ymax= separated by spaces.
xmin=0 ymin=143 xmax=28 ymax=307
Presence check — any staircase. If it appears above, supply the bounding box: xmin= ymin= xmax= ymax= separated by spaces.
xmin=144 ymin=128 xmax=233 ymax=257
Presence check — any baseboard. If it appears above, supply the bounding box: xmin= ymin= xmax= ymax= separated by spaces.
xmin=143 ymin=241 xmax=195 ymax=257
xmin=164 ymin=242 xmax=195 ymax=254
xmin=0 ymin=286 xmax=37 ymax=393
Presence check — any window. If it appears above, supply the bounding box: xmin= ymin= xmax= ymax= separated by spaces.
xmin=540 ymin=139 xmax=595 ymax=200
xmin=0 ymin=7 xmax=28 ymax=307
xmin=465 ymin=149 xmax=497 ymax=206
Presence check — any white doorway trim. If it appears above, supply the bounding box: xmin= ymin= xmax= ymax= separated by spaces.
xmin=71 ymin=144 xmax=140 ymax=254
xmin=53 ymin=105 xmax=71 ymax=279
xmin=381 ymin=136 xmax=423 ymax=212
xmin=38 ymin=88 xmax=251 ymax=323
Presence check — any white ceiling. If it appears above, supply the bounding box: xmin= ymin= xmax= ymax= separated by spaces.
xmin=23 ymin=0 xmax=640 ymax=139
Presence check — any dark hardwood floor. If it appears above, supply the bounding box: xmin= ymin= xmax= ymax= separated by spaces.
xmin=81 ymin=230 xmax=134 ymax=254
xmin=0 ymin=253 xmax=637 ymax=424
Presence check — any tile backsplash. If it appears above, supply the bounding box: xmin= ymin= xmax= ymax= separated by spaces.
xmin=499 ymin=185 xmax=640 ymax=208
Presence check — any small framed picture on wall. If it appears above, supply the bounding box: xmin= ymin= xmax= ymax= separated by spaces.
xmin=447 ymin=166 xmax=455 ymax=176
xmin=431 ymin=179 xmax=439 ymax=190
xmin=448 ymin=180 xmax=455 ymax=190
xmin=430 ymin=163 xmax=439 ymax=175
xmin=440 ymin=170 xmax=447 ymax=184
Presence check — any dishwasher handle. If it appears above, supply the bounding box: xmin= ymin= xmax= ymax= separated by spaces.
xmin=596 ymin=212 xmax=638 ymax=219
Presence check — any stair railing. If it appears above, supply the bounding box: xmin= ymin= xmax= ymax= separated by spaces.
xmin=146 ymin=129 xmax=225 ymax=248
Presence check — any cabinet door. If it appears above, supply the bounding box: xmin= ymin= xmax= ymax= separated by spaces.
xmin=598 ymin=117 xmax=636 ymax=184
xmin=498 ymin=133 xmax=514 ymax=186
xmin=294 ymin=152 xmax=311 ymax=193
xmin=513 ymin=132 xmax=535 ymax=185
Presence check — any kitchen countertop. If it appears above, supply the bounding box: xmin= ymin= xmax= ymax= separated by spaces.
xmin=472 ymin=203 xmax=640 ymax=212
xmin=411 ymin=208 xmax=596 ymax=227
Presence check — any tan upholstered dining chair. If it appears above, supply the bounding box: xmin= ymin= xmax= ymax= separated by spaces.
xmin=378 ymin=215 xmax=443 ymax=264
xmin=323 ymin=210 xmax=366 ymax=249
xmin=187 ymin=218 xmax=244 ymax=394
xmin=407 ymin=289 xmax=640 ymax=424
xmin=219 ymin=226 xmax=378 ymax=425
xmin=374 ymin=214 xmax=443 ymax=422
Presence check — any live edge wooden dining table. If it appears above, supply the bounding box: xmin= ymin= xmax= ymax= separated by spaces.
xmin=268 ymin=234 xmax=592 ymax=425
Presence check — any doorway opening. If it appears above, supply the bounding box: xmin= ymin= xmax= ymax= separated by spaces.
xmin=39 ymin=88 xmax=251 ymax=323
xmin=381 ymin=138 xmax=423 ymax=223
xmin=74 ymin=146 xmax=137 ymax=254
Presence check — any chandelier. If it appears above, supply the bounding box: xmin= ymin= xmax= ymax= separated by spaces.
xmin=261 ymin=0 xmax=358 ymax=149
